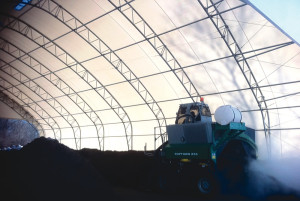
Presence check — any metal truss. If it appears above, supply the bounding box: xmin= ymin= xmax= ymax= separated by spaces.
xmin=0 ymin=39 xmax=290 ymax=123
xmin=0 ymin=69 xmax=61 ymax=138
xmin=95 ymin=42 xmax=294 ymax=92
xmin=0 ymin=15 xmax=130 ymax=150
xmin=0 ymin=78 xmax=59 ymax=138
xmin=30 ymin=0 xmax=168 ymax=145
xmin=239 ymin=42 xmax=294 ymax=61
xmin=0 ymin=90 xmax=44 ymax=136
xmin=0 ymin=40 xmax=83 ymax=149
xmin=32 ymin=78 xmax=300 ymax=126
xmin=0 ymin=37 xmax=104 ymax=150
xmin=98 ymin=2 xmax=246 ymax=59
xmin=198 ymin=0 xmax=273 ymax=154
xmin=110 ymin=0 xmax=202 ymax=104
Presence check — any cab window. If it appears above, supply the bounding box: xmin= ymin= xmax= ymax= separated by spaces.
xmin=177 ymin=106 xmax=187 ymax=124
xmin=178 ymin=106 xmax=187 ymax=116
xmin=190 ymin=105 xmax=199 ymax=117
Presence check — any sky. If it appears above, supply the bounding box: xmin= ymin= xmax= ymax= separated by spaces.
xmin=250 ymin=0 xmax=300 ymax=44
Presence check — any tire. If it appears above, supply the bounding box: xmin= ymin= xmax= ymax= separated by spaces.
xmin=197 ymin=177 xmax=212 ymax=194
xmin=195 ymin=170 xmax=220 ymax=198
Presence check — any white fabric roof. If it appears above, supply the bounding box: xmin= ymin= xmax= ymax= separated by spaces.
xmin=0 ymin=0 xmax=299 ymax=157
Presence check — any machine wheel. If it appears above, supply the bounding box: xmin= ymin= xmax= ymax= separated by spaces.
xmin=197 ymin=177 xmax=212 ymax=194
xmin=194 ymin=171 xmax=219 ymax=197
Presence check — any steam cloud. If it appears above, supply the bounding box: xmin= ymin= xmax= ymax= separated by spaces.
xmin=246 ymin=152 xmax=300 ymax=199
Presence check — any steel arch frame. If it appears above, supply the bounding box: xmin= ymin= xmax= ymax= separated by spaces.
xmin=0 ymin=15 xmax=109 ymax=150
xmin=9 ymin=38 xmax=291 ymax=110
xmin=31 ymin=0 xmax=168 ymax=147
xmin=0 ymin=2 xmax=252 ymax=100
xmin=0 ymin=37 xmax=105 ymax=151
xmin=0 ymin=78 xmax=60 ymax=139
xmin=96 ymin=2 xmax=247 ymax=62
xmin=0 ymin=0 xmax=291 ymax=152
xmin=0 ymin=38 xmax=107 ymax=150
xmin=0 ymin=63 xmax=65 ymax=140
xmin=0 ymin=90 xmax=44 ymax=136
xmin=0 ymin=40 xmax=82 ymax=149
xmin=0 ymin=14 xmax=130 ymax=150
xmin=0 ymin=1 xmax=133 ymax=148
xmin=198 ymin=0 xmax=272 ymax=154
xmin=110 ymin=0 xmax=202 ymax=103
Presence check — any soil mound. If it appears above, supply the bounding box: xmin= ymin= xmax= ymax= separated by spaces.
xmin=1 ymin=137 xmax=300 ymax=201
xmin=79 ymin=148 xmax=156 ymax=190
xmin=0 ymin=137 xmax=115 ymax=201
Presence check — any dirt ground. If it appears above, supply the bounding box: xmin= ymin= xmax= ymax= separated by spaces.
xmin=1 ymin=137 xmax=299 ymax=201
xmin=112 ymin=187 xmax=293 ymax=201
xmin=115 ymin=187 xmax=300 ymax=201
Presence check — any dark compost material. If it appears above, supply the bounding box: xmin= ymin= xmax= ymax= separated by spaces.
xmin=0 ymin=137 xmax=114 ymax=201
xmin=1 ymin=137 xmax=300 ymax=201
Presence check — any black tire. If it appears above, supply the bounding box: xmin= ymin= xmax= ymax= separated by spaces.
xmin=194 ymin=169 xmax=220 ymax=198
xmin=197 ymin=176 xmax=212 ymax=194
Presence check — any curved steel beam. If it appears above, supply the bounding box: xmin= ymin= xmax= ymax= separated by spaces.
xmin=32 ymin=0 xmax=167 ymax=146
xmin=0 ymin=77 xmax=59 ymax=139
xmin=109 ymin=0 xmax=202 ymax=104
xmin=28 ymin=0 xmax=133 ymax=149
xmin=0 ymin=15 xmax=109 ymax=150
xmin=0 ymin=41 xmax=82 ymax=149
xmin=0 ymin=90 xmax=44 ymax=136
xmin=197 ymin=0 xmax=271 ymax=154
xmin=0 ymin=38 xmax=104 ymax=150
xmin=0 ymin=68 xmax=61 ymax=138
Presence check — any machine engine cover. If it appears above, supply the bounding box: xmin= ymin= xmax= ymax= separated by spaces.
xmin=167 ymin=122 xmax=213 ymax=144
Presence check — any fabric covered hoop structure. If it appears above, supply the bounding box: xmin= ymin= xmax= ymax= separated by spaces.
xmin=0 ymin=0 xmax=299 ymax=158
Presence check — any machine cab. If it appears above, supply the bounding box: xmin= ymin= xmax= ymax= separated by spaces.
xmin=175 ymin=98 xmax=212 ymax=125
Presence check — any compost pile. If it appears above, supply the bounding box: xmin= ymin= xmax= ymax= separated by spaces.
xmin=1 ymin=137 xmax=300 ymax=201
xmin=0 ymin=137 xmax=115 ymax=201
xmin=78 ymin=148 xmax=156 ymax=190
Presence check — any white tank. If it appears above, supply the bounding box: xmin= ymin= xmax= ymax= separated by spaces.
xmin=214 ymin=105 xmax=242 ymax=125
